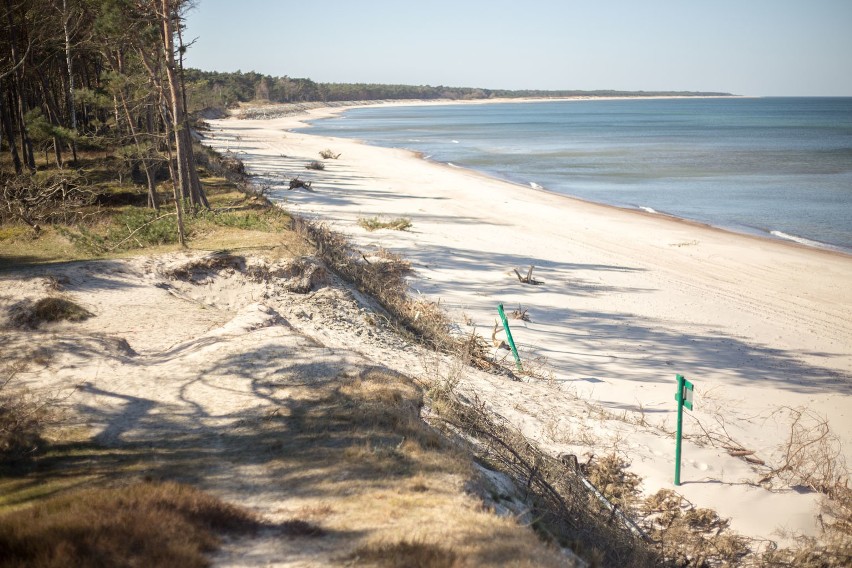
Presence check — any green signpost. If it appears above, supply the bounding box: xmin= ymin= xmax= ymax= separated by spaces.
xmin=497 ymin=304 xmax=522 ymax=371
xmin=674 ymin=374 xmax=694 ymax=486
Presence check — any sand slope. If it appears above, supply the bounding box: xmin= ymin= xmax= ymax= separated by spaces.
xmin=202 ymin=104 xmax=852 ymax=545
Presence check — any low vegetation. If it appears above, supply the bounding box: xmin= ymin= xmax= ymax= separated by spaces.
xmin=0 ymin=481 xmax=260 ymax=568
xmin=319 ymin=149 xmax=341 ymax=160
xmin=357 ymin=216 xmax=412 ymax=232
xmin=293 ymin=219 xmax=474 ymax=356
xmin=8 ymin=297 xmax=93 ymax=330
xmin=0 ymin=149 xmax=294 ymax=267
xmin=0 ymin=364 xmax=47 ymax=462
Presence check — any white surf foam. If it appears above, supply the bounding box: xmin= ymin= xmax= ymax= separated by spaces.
xmin=770 ymin=230 xmax=830 ymax=249
xmin=639 ymin=206 xmax=658 ymax=214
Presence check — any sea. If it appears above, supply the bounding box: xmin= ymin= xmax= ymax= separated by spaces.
xmin=301 ymin=97 xmax=852 ymax=253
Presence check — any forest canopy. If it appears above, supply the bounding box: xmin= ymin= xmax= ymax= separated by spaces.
xmin=184 ymin=68 xmax=733 ymax=111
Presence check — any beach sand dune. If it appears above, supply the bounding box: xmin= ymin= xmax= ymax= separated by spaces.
xmin=204 ymin=104 xmax=852 ymax=545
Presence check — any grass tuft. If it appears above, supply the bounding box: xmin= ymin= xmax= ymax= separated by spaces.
xmin=319 ymin=149 xmax=341 ymax=160
xmin=357 ymin=217 xmax=413 ymax=232
xmin=0 ymin=481 xmax=260 ymax=568
xmin=350 ymin=539 xmax=459 ymax=567
xmin=280 ymin=519 xmax=326 ymax=537
xmin=1 ymin=363 xmax=46 ymax=461
xmin=9 ymin=297 xmax=93 ymax=329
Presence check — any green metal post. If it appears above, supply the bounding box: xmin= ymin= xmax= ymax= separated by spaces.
xmin=674 ymin=373 xmax=685 ymax=486
xmin=497 ymin=304 xmax=522 ymax=371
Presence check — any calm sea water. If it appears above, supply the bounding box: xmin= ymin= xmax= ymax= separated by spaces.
xmin=302 ymin=98 xmax=852 ymax=252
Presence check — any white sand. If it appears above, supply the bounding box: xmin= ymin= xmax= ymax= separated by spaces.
xmin=203 ymin=102 xmax=852 ymax=546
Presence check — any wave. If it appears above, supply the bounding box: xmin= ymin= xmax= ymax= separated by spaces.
xmin=639 ymin=206 xmax=658 ymax=214
xmin=451 ymin=140 xmax=460 ymax=144
xmin=530 ymin=182 xmax=544 ymax=190
xmin=770 ymin=230 xmax=831 ymax=249
xmin=447 ymin=162 xmax=461 ymax=168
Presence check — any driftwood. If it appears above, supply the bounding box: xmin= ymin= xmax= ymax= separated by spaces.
xmin=492 ymin=321 xmax=509 ymax=350
xmin=288 ymin=178 xmax=312 ymax=191
xmin=511 ymin=304 xmax=530 ymax=321
xmin=513 ymin=265 xmax=543 ymax=285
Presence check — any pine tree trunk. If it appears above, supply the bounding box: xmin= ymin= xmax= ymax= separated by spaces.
xmin=62 ymin=0 xmax=77 ymax=164
xmin=160 ymin=0 xmax=207 ymax=211
xmin=1 ymin=91 xmax=22 ymax=173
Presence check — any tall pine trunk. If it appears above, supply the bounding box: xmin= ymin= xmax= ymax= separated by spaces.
xmin=62 ymin=0 xmax=77 ymax=164
xmin=1 ymin=90 xmax=22 ymax=173
xmin=160 ymin=0 xmax=206 ymax=212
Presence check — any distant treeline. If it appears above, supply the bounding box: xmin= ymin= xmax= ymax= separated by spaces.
xmin=185 ymin=69 xmax=733 ymax=110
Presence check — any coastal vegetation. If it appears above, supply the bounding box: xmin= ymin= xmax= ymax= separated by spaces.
xmin=185 ymin=68 xmax=733 ymax=111
xmin=1 ymin=0 xmax=209 ymax=248
xmin=356 ymin=216 xmax=413 ymax=232
xmin=1 ymin=3 xmax=848 ymax=567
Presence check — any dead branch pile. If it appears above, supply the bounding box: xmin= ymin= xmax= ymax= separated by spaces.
xmin=292 ymin=217 xmax=461 ymax=350
xmin=219 ymin=151 xmax=245 ymax=174
xmin=288 ymin=178 xmax=312 ymax=191
xmin=431 ymin=392 xmax=660 ymax=566
xmin=164 ymin=253 xmax=247 ymax=282
xmin=1 ymin=170 xmax=95 ymax=231
xmin=764 ymin=407 xmax=849 ymax=498
xmin=639 ymin=490 xmax=752 ymax=566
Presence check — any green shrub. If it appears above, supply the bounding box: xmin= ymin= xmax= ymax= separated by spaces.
xmin=106 ymin=209 xmax=182 ymax=248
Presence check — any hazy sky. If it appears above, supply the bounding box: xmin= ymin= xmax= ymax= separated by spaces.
xmin=184 ymin=0 xmax=852 ymax=96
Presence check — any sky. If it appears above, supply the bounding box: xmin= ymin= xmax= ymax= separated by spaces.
xmin=183 ymin=0 xmax=852 ymax=97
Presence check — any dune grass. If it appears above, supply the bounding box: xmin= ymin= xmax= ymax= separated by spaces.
xmin=0 ymin=481 xmax=260 ymax=568
xmin=259 ymin=368 xmax=569 ymax=567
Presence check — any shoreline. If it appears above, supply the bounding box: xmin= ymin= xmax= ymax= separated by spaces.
xmin=421 ymin=150 xmax=852 ymax=258
xmin=291 ymin=97 xmax=851 ymax=257
xmin=203 ymin=106 xmax=852 ymax=545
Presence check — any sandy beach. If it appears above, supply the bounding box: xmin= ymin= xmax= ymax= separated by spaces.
xmin=203 ymin=101 xmax=852 ymax=546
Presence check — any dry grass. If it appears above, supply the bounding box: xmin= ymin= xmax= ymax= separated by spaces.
xmin=1 ymin=363 xmax=48 ymax=461
xmin=765 ymin=406 xmax=848 ymax=497
xmin=0 ymin=160 xmax=295 ymax=268
xmin=257 ymin=368 xmax=570 ymax=567
xmin=319 ymin=149 xmax=341 ymax=160
xmin=357 ymin=216 xmax=413 ymax=232
xmin=348 ymin=539 xmax=458 ymax=567
xmin=639 ymin=489 xmax=751 ymax=567
xmin=429 ymin=384 xmax=661 ymax=567
xmin=292 ymin=218 xmax=493 ymax=369
xmin=294 ymin=219 xmax=441 ymax=343
xmin=7 ymin=297 xmax=93 ymax=329
xmin=0 ymin=481 xmax=260 ymax=568
xmin=584 ymin=454 xmax=642 ymax=510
